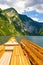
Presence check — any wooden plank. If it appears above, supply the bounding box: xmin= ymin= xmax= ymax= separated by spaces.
xmin=21 ymin=41 xmax=43 ymax=60
xmin=21 ymin=44 xmax=43 ymax=65
xmin=4 ymin=41 xmax=19 ymax=46
xmin=21 ymin=38 xmax=43 ymax=54
xmin=10 ymin=45 xmax=31 ymax=65
xmin=8 ymin=37 xmax=16 ymax=42
xmin=0 ymin=45 xmax=5 ymax=51
xmin=0 ymin=45 xmax=5 ymax=58
xmin=5 ymin=46 xmax=14 ymax=51
xmin=0 ymin=52 xmax=12 ymax=65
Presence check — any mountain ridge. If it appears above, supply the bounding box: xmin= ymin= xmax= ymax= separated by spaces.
xmin=0 ymin=8 xmax=43 ymax=36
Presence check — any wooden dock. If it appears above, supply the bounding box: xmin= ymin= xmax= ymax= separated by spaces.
xmin=0 ymin=37 xmax=43 ymax=65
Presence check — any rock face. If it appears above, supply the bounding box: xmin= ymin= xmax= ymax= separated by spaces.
xmin=0 ymin=8 xmax=43 ymax=36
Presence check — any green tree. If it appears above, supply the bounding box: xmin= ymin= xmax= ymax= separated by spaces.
xmin=39 ymin=27 xmax=43 ymax=35
xmin=0 ymin=8 xmax=2 ymax=13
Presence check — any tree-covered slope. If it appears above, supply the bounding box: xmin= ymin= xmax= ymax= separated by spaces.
xmin=0 ymin=8 xmax=30 ymax=36
xmin=0 ymin=8 xmax=43 ymax=36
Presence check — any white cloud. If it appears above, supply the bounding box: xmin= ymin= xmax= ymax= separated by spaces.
xmin=0 ymin=0 xmax=43 ymax=13
xmin=31 ymin=17 xmax=43 ymax=22
xmin=32 ymin=4 xmax=43 ymax=13
xmin=25 ymin=4 xmax=43 ymax=13
xmin=0 ymin=0 xmax=43 ymax=22
xmin=0 ymin=4 xmax=9 ymax=9
xmin=7 ymin=0 xmax=11 ymax=2
xmin=39 ymin=20 xmax=43 ymax=22
xmin=13 ymin=1 xmax=25 ymax=13
xmin=31 ymin=17 xmax=39 ymax=21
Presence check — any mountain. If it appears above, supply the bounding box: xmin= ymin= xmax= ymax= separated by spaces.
xmin=18 ymin=14 xmax=43 ymax=35
xmin=0 ymin=8 xmax=43 ymax=36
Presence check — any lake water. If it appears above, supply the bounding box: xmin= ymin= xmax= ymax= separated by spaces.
xmin=16 ymin=36 xmax=43 ymax=47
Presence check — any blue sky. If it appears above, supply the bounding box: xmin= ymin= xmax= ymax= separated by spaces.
xmin=23 ymin=10 xmax=43 ymax=22
xmin=0 ymin=0 xmax=43 ymax=22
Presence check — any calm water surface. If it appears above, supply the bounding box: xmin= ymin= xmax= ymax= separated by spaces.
xmin=16 ymin=36 xmax=43 ymax=47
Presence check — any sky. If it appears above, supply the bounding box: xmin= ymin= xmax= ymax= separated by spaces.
xmin=0 ymin=0 xmax=43 ymax=22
